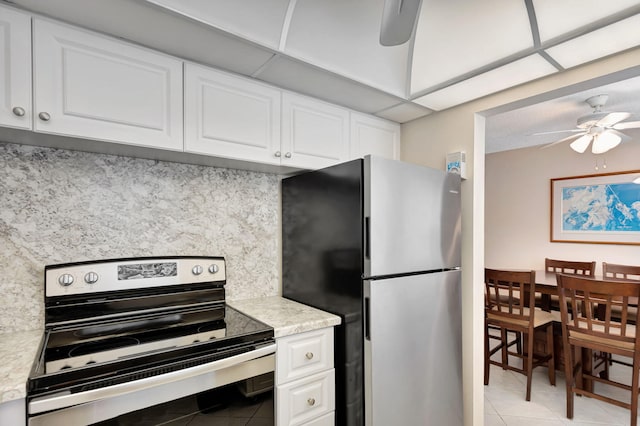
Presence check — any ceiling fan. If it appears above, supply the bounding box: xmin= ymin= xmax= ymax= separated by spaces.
xmin=539 ymin=94 xmax=640 ymax=154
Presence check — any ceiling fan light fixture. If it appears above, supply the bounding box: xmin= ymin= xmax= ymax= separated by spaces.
xmin=569 ymin=134 xmax=593 ymax=153
xmin=591 ymin=131 xmax=622 ymax=154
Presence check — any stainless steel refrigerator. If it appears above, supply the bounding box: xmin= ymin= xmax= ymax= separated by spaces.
xmin=282 ymin=155 xmax=462 ymax=426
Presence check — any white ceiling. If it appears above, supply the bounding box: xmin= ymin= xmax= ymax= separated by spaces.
xmin=485 ymin=74 xmax=640 ymax=153
xmin=6 ymin=0 xmax=640 ymax=146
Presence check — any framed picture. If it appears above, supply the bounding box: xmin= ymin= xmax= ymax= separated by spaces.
xmin=551 ymin=170 xmax=640 ymax=245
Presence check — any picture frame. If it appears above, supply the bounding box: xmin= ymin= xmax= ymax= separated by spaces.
xmin=550 ymin=170 xmax=640 ymax=245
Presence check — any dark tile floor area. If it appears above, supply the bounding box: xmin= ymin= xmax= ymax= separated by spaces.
xmin=96 ymin=384 xmax=274 ymax=426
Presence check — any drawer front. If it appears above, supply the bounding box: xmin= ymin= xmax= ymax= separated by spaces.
xmin=277 ymin=328 xmax=334 ymax=384
xmin=304 ymin=411 xmax=334 ymax=425
xmin=276 ymin=369 xmax=335 ymax=426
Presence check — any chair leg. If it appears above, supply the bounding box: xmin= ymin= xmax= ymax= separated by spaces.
xmin=630 ymin=361 xmax=639 ymax=426
xmin=501 ymin=328 xmax=508 ymax=368
xmin=546 ymin=323 xmax=555 ymax=386
xmin=525 ymin=330 xmax=534 ymax=401
xmin=564 ymin=344 xmax=574 ymax=419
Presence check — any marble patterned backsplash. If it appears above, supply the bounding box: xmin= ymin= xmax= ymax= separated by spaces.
xmin=0 ymin=142 xmax=280 ymax=333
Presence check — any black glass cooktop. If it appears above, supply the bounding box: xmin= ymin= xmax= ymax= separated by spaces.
xmin=28 ymin=305 xmax=274 ymax=397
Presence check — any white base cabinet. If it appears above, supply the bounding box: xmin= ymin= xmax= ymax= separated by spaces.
xmin=276 ymin=327 xmax=335 ymax=426
xmin=0 ymin=5 xmax=32 ymax=130
xmin=33 ymin=18 xmax=183 ymax=151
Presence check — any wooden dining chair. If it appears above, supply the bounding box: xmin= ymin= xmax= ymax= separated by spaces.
xmin=542 ymin=258 xmax=596 ymax=310
xmin=484 ymin=269 xmax=555 ymax=401
xmin=545 ymin=258 xmax=596 ymax=276
xmin=603 ymin=262 xmax=640 ymax=324
xmin=556 ymin=273 xmax=640 ymax=426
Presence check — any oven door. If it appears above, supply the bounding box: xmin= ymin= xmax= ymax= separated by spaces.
xmin=28 ymin=343 xmax=275 ymax=426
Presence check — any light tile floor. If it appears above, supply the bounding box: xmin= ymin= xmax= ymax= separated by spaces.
xmin=485 ymin=351 xmax=638 ymax=425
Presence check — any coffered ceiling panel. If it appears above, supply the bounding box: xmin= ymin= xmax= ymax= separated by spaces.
xmin=145 ymin=0 xmax=290 ymax=50
xmin=533 ymin=0 xmax=640 ymax=43
xmin=413 ymin=54 xmax=557 ymax=111
xmin=411 ymin=0 xmax=533 ymax=95
xmin=545 ymin=14 xmax=640 ymax=69
xmin=283 ymin=0 xmax=409 ymax=97
xmin=256 ymin=55 xmax=405 ymax=114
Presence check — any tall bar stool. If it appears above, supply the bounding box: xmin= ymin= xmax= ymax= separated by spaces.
xmin=484 ymin=268 xmax=555 ymax=401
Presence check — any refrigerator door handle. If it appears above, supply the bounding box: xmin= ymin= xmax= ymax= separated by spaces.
xmin=364 ymin=296 xmax=370 ymax=340
xmin=364 ymin=217 xmax=370 ymax=260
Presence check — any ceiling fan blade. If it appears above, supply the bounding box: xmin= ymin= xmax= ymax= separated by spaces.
xmin=569 ymin=134 xmax=593 ymax=153
xmin=592 ymin=131 xmax=622 ymax=154
xmin=597 ymin=112 xmax=631 ymax=127
xmin=612 ymin=120 xmax=640 ymax=130
xmin=539 ymin=132 xmax=586 ymax=149
xmin=609 ymin=129 xmax=631 ymax=142
xmin=531 ymin=129 xmax=583 ymax=136
xmin=380 ymin=0 xmax=423 ymax=46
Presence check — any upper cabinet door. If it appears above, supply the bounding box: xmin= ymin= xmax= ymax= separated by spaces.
xmin=0 ymin=6 xmax=32 ymax=130
xmin=281 ymin=93 xmax=349 ymax=169
xmin=350 ymin=112 xmax=400 ymax=160
xmin=184 ymin=63 xmax=281 ymax=164
xmin=33 ymin=19 xmax=183 ymax=151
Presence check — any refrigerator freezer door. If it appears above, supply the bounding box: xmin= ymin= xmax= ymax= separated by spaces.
xmin=363 ymin=270 xmax=462 ymax=426
xmin=363 ymin=155 xmax=461 ymax=278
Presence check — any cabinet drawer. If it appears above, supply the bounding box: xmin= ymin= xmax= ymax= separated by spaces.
xmin=276 ymin=369 xmax=335 ymax=426
xmin=304 ymin=411 xmax=334 ymax=426
xmin=277 ymin=328 xmax=334 ymax=384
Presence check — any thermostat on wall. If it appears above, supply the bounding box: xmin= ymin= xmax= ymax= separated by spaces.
xmin=446 ymin=151 xmax=467 ymax=179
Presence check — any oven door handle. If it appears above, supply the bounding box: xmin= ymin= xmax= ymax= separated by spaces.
xmin=29 ymin=343 xmax=276 ymax=415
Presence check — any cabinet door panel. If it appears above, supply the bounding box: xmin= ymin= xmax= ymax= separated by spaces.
xmin=33 ymin=19 xmax=183 ymax=151
xmin=184 ymin=63 xmax=281 ymax=164
xmin=276 ymin=369 xmax=335 ymax=426
xmin=0 ymin=5 xmax=32 ymax=130
xmin=282 ymin=93 xmax=349 ymax=169
xmin=350 ymin=112 xmax=399 ymax=160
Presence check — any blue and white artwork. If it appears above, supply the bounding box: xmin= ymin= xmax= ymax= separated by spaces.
xmin=562 ymin=183 xmax=640 ymax=232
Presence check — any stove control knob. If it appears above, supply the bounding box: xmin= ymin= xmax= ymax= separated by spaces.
xmin=58 ymin=274 xmax=74 ymax=286
xmin=84 ymin=272 xmax=99 ymax=284
xmin=192 ymin=265 xmax=203 ymax=275
xmin=208 ymin=264 xmax=219 ymax=274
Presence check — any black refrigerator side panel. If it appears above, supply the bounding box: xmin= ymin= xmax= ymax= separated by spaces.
xmin=282 ymin=158 xmax=364 ymax=426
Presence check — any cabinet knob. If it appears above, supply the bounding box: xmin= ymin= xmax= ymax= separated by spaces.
xmin=307 ymin=398 xmax=316 ymax=406
xmin=284 ymin=152 xmax=292 ymax=158
xmin=38 ymin=112 xmax=51 ymax=121
xmin=12 ymin=107 xmax=26 ymax=117
xmin=274 ymin=151 xmax=281 ymax=157
xmin=305 ymin=352 xmax=314 ymax=360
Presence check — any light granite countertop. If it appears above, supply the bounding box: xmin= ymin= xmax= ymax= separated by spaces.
xmin=228 ymin=296 xmax=341 ymax=338
xmin=0 ymin=329 xmax=42 ymax=404
xmin=0 ymin=296 xmax=340 ymax=404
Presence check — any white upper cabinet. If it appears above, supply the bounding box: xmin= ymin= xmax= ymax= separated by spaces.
xmin=33 ymin=18 xmax=183 ymax=151
xmin=350 ymin=112 xmax=400 ymax=160
xmin=0 ymin=5 xmax=32 ymax=130
xmin=184 ymin=63 xmax=281 ymax=164
xmin=282 ymin=93 xmax=349 ymax=170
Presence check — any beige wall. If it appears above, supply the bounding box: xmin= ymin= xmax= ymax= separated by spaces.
xmin=400 ymin=46 xmax=640 ymax=426
xmin=486 ymin=142 xmax=640 ymax=274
